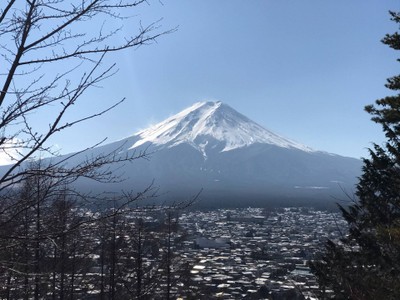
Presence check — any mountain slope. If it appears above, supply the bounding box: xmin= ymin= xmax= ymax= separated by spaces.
xmin=131 ymin=101 xmax=313 ymax=154
xmin=73 ymin=101 xmax=361 ymax=208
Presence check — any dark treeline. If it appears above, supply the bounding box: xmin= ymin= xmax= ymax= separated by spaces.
xmin=0 ymin=168 xmax=192 ymax=300
xmin=310 ymin=11 xmax=400 ymax=299
xmin=0 ymin=1 xmax=191 ymax=298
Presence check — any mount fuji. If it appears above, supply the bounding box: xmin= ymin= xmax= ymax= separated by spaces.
xmin=131 ymin=101 xmax=313 ymax=154
xmin=79 ymin=101 xmax=362 ymax=208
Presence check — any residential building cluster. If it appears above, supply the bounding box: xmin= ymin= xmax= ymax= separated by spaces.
xmin=0 ymin=203 xmax=345 ymax=299
xmin=172 ymin=207 xmax=346 ymax=299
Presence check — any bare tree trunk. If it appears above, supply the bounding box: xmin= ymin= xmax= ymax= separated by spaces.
xmin=109 ymin=214 xmax=117 ymax=300
xmin=52 ymin=246 xmax=57 ymax=300
xmin=5 ymin=271 xmax=11 ymax=300
xmin=23 ymin=208 xmax=30 ymax=300
xmin=100 ymin=235 xmax=106 ymax=300
xmin=60 ymin=235 xmax=66 ymax=300
xmin=136 ymin=220 xmax=143 ymax=299
xmin=34 ymin=187 xmax=41 ymax=300
xmin=69 ymin=239 xmax=77 ymax=300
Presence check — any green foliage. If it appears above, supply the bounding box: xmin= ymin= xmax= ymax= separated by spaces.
xmin=310 ymin=11 xmax=400 ymax=300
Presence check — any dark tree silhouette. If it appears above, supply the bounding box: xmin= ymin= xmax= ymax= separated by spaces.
xmin=0 ymin=1 xmax=171 ymax=297
xmin=310 ymin=11 xmax=400 ymax=300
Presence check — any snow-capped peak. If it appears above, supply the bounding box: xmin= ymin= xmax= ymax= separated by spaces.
xmin=131 ymin=101 xmax=314 ymax=153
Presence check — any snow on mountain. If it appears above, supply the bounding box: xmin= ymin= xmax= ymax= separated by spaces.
xmin=131 ymin=101 xmax=314 ymax=154
xmin=52 ymin=100 xmax=361 ymax=207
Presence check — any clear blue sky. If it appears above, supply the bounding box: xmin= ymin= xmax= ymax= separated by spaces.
xmin=54 ymin=0 xmax=400 ymax=159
